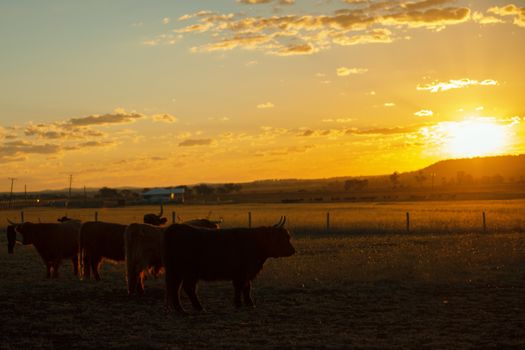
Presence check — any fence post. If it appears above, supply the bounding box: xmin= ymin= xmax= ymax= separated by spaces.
xmin=172 ymin=211 xmax=176 ymax=224
xmin=326 ymin=212 xmax=330 ymax=232
xmin=248 ymin=211 xmax=252 ymax=228
xmin=406 ymin=212 xmax=410 ymax=233
xmin=483 ymin=211 xmax=486 ymax=232
xmin=94 ymin=211 xmax=98 ymax=222
xmin=20 ymin=211 xmax=24 ymax=223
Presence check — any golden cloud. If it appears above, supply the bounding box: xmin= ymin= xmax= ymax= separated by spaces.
xmin=336 ymin=67 xmax=368 ymax=76
xmin=149 ymin=1 xmax=476 ymax=55
xmin=417 ymin=78 xmax=499 ymax=93
xmin=487 ymin=4 xmax=525 ymax=27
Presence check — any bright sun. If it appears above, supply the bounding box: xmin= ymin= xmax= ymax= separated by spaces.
xmin=438 ymin=118 xmax=511 ymax=158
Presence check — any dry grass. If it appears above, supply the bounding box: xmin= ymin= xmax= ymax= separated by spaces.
xmin=0 ymin=201 xmax=524 ymax=349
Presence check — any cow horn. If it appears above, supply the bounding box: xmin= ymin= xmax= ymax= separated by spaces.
xmin=280 ymin=216 xmax=286 ymax=227
xmin=273 ymin=216 xmax=284 ymax=228
xmin=7 ymin=218 xmax=17 ymax=226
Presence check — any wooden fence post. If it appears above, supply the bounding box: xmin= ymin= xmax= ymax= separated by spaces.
xmin=406 ymin=212 xmax=410 ymax=233
xmin=326 ymin=212 xmax=330 ymax=231
xmin=94 ymin=211 xmax=98 ymax=222
xmin=248 ymin=211 xmax=252 ymax=228
xmin=20 ymin=211 xmax=24 ymax=223
xmin=172 ymin=211 xmax=176 ymax=224
xmin=483 ymin=211 xmax=486 ymax=233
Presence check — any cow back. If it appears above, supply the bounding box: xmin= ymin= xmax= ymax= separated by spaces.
xmin=163 ymin=225 xmax=270 ymax=282
xmin=79 ymin=221 xmax=127 ymax=262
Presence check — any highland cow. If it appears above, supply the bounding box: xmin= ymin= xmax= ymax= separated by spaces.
xmin=163 ymin=217 xmax=295 ymax=313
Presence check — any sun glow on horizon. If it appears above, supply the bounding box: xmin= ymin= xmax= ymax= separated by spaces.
xmin=437 ymin=118 xmax=513 ymax=158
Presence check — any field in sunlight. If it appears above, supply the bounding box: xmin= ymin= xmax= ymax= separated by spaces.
xmin=0 ymin=200 xmax=524 ymax=349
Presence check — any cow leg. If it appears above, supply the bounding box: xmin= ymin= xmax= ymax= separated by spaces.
xmin=91 ymin=258 xmax=101 ymax=281
xmin=242 ymin=281 xmax=255 ymax=307
xmin=45 ymin=262 xmax=52 ymax=279
xmin=165 ymin=274 xmax=186 ymax=314
xmin=52 ymin=261 xmax=60 ymax=279
xmin=183 ymin=279 xmax=203 ymax=311
xmin=82 ymin=255 xmax=91 ymax=279
xmin=71 ymin=256 xmax=79 ymax=276
xmin=137 ymin=271 xmax=145 ymax=295
xmin=232 ymin=279 xmax=244 ymax=308
xmin=126 ymin=263 xmax=138 ymax=295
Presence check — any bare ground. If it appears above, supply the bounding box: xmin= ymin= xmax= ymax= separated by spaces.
xmin=0 ymin=231 xmax=524 ymax=349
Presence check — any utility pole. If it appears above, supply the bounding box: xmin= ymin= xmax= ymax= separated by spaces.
xmin=8 ymin=177 xmax=16 ymax=209
xmin=69 ymin=174 xmax=73 ymax=201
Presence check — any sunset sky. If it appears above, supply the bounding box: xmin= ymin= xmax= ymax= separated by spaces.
xmin=1 ymin=0 xmax=524 ymax=191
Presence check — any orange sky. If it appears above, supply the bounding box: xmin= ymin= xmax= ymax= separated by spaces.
xmin=0 ymin=1 xmax=524 ymax=190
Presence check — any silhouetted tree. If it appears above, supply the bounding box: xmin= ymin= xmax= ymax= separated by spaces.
xmin=193 ymin=184 xmax=214 ymax=196
xmin=414 ymin=171 xmax=427 ymax=188
xmin=98 ymin=187 xmax=119 ymax=198
xmin=344 ymin=179 xmax=368 ymax=191
xmin=389 ymin=171 xmax=400 ymax=189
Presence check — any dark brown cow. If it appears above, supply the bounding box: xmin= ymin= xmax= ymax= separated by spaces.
xmin=14 ymin=220 xmax=82 ymax=278
xmin=143 ymin=203 xmax=167 ymax=226
xmin=163 ymin=217 xmax=295 ymax=314
xmin=6 ymin=225 xmax=16 ymax=254
xmin=124 ymin=223 xmax=165 ymax=295
xmin=125 ymin=219 xmax=221 ymax=295
xmin=79 ymin=221 xmax=127 ymax=280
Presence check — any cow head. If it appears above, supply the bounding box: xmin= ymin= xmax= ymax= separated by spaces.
xmin=7 ymin=219 xmax=31 ymax=247
xmin=13 ymin=222 xmax=36 ymax=245
xmin=143 ymin=203 xmax=168 ymax=226
xmin=258 ymin=216 xmax=295 ymax=258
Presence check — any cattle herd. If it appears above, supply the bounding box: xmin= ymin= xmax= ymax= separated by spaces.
xmin=4 ymin=210 xmax=295 ymax=314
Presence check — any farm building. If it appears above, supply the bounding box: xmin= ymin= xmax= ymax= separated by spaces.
xmin=142 ymin=187 xmax=185 ymax=204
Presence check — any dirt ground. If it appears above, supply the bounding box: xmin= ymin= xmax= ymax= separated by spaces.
xmin=0 ymin=231 xmax=524 ymax=349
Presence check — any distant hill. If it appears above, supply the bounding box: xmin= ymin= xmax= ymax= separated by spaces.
xmin=416 ymin=154 xmax=525 ymax=182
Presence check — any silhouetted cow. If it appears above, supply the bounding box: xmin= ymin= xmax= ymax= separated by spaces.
xmin=125 ymin=219 xmax=221 ymax=295
xmin=163 ymin=217 xmax=295 ymax=313
xmin=143 ymin=204 xmax=167 ymax=226
xmin=14 ymin=220 xmax=82 ymax=278
xmin=6 ymin=224 xmax=16 ymax=254
xmin=79 ymin=221 xmax=127 ymax=280
xmin=124 ymin=223 xmax=165 ymax=295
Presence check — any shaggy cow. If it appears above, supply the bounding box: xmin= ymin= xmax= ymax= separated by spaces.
xmin=125 ymin=219 xmax=221 ymax=295
xmin=79 ymin=221 xmax=127 ymax=280
xmin=163 ymin=217 xmax=295 ymax=313
xmin=143 ymin=204 xmax=167 ymax=226
xmin=13 ymin=220 xmax=82 ymax=278
xmin=124 ymin=223 xmax=165 ymax=295
xmin=6 ymin=224 xmax=16 ymax=254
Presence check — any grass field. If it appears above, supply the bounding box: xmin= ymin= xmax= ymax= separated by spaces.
xmin=0 ymin=200 xmax=524 ymax=349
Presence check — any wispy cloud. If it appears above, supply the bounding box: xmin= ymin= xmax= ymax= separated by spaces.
xmin=147 ymin=1 xmax=472 ymax=56
xmin=414 ymin=109 xmax=434 ymax=117
xmin=336 ymin=67 xmax=368 ymax=77
xmin=257 ymin=102 xmax=275 ymax=109
xmin=487 ymin=4 xmax=525 ymax=27
xmin=179 ymin=138 xmax=213 ymax=147
xmin=417 ymin=78 xmax=498 ymax=93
